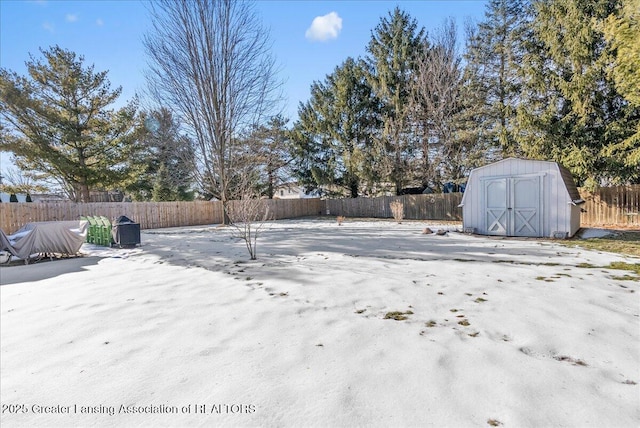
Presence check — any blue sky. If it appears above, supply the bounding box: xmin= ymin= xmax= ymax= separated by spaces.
xmin=0 ymin=0 xmax=488 ymax=176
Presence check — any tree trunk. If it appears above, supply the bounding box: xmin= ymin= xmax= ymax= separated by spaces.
xmin=349 ymin=180 xmax=359 ymax=198
xmin=74 ymin=182 xmax=91 ymax=203
xmin=221 ymin=198 xmax=231 ymax=225
xmin=267 ymin=170 xmax=274 ymax=199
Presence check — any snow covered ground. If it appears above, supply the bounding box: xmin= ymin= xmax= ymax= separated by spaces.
xmin=1 ymin=219 xmax=638 ymax=427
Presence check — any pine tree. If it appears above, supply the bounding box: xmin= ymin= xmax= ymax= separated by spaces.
xmin=131 ymin=107 xmax=195 ymax=201
xmin=516 ymin=0 xmax=639 ymax=186
xmin=244 ymin=115 xmax=293 ymax=199
xmin=0 ymin=46 xmax=139 ymax=202
xmin=366 ymin=7 xmax=426 ymax=195
xmin=292 ymin=58 xmax=380 ymax=197
xmin=463 ymin=0 xmax=528 ymax=158
xmin=151 ymin=163 xmax=177 ymax=201
xmin=603 ymin=0 xmax=640 ymax=169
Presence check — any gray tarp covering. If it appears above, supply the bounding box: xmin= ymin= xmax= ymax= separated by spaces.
xmin=0 ymin=221 xmax=88 ymax=260
xmin=0 ymin=229 xmax=18 ymax=257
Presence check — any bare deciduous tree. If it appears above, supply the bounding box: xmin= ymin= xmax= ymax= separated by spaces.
xmin=0 ymin=165 xmax=51 ymax=195
xmin=389 ymin=200 xmax=404 ymax=223
xmin=412 ymin=19 xmax=468 ymax=190
xmin=144 ymin=0 xmax=282 ymax=222
xmin=224 ymin=174 xmax=271 ymax=260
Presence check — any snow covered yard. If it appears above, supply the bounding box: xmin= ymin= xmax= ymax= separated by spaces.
xmin=1 ymin=219 xmax=638 ymax=427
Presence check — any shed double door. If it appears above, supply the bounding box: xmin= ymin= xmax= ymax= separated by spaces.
xmin=484 ymin=176 xmax=541 ymax=237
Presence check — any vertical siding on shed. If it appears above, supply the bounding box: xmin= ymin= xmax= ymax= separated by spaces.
xmin=462 ymin=169 xmax=481 ymax=232
xmin=462 ymin=158 xmax=577 ymax=237
xmin=547 ymin=165 xmax=560 ymax=235
xmin=547 ymin=163 xmax=575 ymax=237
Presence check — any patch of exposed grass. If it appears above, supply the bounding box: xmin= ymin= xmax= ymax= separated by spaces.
xmin=458 ymin=319 xmax=470 ymax=326
xmin=474 ymin=297 xmax=487 ymax=303
xmin=568 ymin=231 xmax=640 ymax=257
xmin=487 ymin=419 xmax=502 ymax=426
xmin=384 ymin=310 xmax=414 ymax=321
xmin=425 ymin=320 xmax=437 ymax=328
xmin=608 ymin=262 xmax=640 ymax=275
xmin=575 ymin=261 xmax=639 ymax=280
xmin=612 ymin=275 xmax=639 ymax=282
xmin=355 ymin=309 xmax=366 ymax=314
xmin=576 ymin=262 xmax=596 ymax=268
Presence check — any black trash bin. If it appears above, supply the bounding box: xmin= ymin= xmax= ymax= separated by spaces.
xmin=112 ymin=215 xmax=141 ymax=248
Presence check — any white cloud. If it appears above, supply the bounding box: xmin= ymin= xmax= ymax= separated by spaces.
xmin=42 ymin=21 xmax=54 ymax=33
xmin=96 ymin=18 xmax=104 ymax=27
xmin=305 ymin=11 xmax=342 ymax=42
xmin=66 ymin=13 xmax=78 ymax=23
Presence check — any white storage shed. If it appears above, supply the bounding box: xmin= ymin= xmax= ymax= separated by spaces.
xmin=459 ymin=158 xmax=584 ymax=238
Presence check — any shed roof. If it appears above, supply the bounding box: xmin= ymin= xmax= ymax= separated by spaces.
xmin=557 ymin=164 xmax=582 ymax=202
xmin=460 ymin=158 xmax=584 ymax=205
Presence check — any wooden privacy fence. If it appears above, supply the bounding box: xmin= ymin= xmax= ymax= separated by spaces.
xmin=0 ymin=186 xmax=637 ymax=234
xmin=324 ymin=187 xmax=640 ymax=226
xmin=263 ymin=198 xmax=325 ymax=220
xmin=325 ymin=193 xmax=463 ymax=221
xmin=0 ymin=201 xmax=220 ymax=234
xmin=579 ymin=185 xmax=640 ymax=227
xmin=0 ymin=199 xmax=326 ymax=234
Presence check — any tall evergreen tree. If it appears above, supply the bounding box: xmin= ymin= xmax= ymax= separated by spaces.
xmin=151 ymin=163 xmax=176 ymax=201
xmin=463 ymin=0 xmax=528 ymax=158
xmin=0 ymin=46 xmax=139 ymax=202
xmin=516 ymin=0 xmax=639 ymax=186
xmin=292 ymin=58 xmax=380 ymax=197
xmin=130 ymin=107 xmax=194 ymax=201
xmin=366 ymin=7 xmax=425 ymax=195
xmin=244 ymin=115 xmax=293 ymax=199
xmin=603 ymin=0 xmax=640 ymax=169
